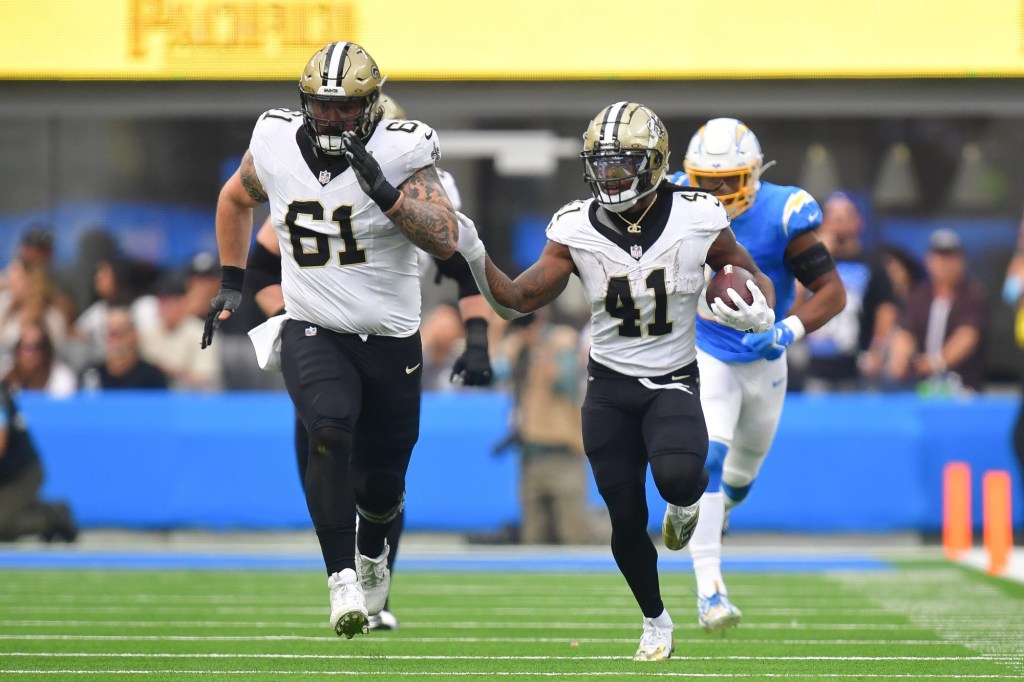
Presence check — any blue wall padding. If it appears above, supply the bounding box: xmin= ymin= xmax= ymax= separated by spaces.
xmin=15 ymin=391 xmax=1021 ymax=533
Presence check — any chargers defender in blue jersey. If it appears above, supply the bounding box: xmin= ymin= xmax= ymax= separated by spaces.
xmin=662 ymin=118 xmax=846 ymax=632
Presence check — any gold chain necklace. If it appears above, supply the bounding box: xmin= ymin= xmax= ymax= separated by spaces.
xmin=612 ymin=195 xmax=657 ymax=234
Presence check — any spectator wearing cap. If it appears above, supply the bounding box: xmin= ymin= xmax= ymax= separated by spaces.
xmin=184 ymin=252 xmax=221 ymax=321
xmin=17 ymin=226 xmax=54 ymax=268
xmin=140 ymin=273 xmax=221 ymax=391
xmin=886 ymin=228 xmax=989 ymax=392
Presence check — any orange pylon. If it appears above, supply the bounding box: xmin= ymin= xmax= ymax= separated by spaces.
xmin=942 ymin=462 xmax=972 ymax=560
xmin=983 ymin=470 xmax=1013 ymax=575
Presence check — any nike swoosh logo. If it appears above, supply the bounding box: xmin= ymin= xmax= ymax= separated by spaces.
xmin=670 ymin=374 xmax=690 ymax=381
xmin=772 ymin=378 xmax=785 ymax=388
xmin=425 ymin=130 xmax=434 ymax=140
xmin=405 ymin=363 xmax=421 ymax=375
xmin=807 ymin=211 xmax=820 ymax=221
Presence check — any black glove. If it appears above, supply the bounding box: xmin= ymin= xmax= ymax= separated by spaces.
xmin=201 ymin=266 xmax=244 ymax=349
xmin=451 ymin=317 xmax=493 ymax=386
xmin=341 ymin=131 xmax=401 ymax=212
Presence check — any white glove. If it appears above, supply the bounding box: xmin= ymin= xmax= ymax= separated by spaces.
xmin=710 ymin=279 xmax=776 ymax=333
xmin=453 ymin=211 xmax=525 ymax=321
xmin=456 ymin=211 xmax=485 ymax=263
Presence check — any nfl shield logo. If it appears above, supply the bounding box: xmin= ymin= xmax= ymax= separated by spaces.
xmin=305 ymin=326 xmax=318 ymax=337
xmin=630 ymin=244 xmax=643 ymax=259
xmin=318 ymin=170 xmax=332 ymax=185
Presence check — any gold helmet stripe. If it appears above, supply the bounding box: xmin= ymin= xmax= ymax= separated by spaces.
xmin=323 ymin=41 xmax=350 ymax=90
xmin=600 ymin=101 xmax=629 ymax=147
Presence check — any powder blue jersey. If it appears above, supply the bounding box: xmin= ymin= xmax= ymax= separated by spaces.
xmin=669 ymin=173 xmax=821 ymax=363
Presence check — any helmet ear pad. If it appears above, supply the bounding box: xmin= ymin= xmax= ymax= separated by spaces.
xmin=580 ymin=102 xmax=670 ymax=211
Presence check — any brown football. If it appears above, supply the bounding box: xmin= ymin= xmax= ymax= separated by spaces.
xmin=705 ymin=264 xmax=756 ymax=310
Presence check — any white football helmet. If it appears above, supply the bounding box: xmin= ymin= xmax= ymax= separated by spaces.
xmin=684 ymin=118 xmax=764 ymax=219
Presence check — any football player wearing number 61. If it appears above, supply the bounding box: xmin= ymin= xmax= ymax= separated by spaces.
xmin=455 ymin=102 xmax=775 ymax=661
xmin=200 ymin=42 xmax=457 ymax=640
xmin=667 ymin=118 xmax=846 ymax=633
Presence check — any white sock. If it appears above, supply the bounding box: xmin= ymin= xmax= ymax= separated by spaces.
xmin=688 ymin=491 xmax=727 ymax=598
xmin=651 ymin=608 xmax=673 ymax=630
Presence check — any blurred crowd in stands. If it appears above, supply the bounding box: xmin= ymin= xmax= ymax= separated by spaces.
xmin=0 ymin=203 xmax=1018 ymax=401
xmin=789 ymin=192 xmax=993 ymax=395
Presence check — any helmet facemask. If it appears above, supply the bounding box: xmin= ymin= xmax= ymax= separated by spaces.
xmin=582 ymin=149 xmax=661 ymax=213
xmin=298 ymin=42 xmax=384 ymax=155
xmin=684 ymin=162 xmax=761 ymax=218
xmin=299 ymin=90 xmax=381 ymax=155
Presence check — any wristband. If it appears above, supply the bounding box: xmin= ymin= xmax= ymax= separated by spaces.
xmin=780 ymin=315 xmax=806 ymax=342
xmin=220 ymin=265 xmax=245 ymax=292
xmin=377 ymin=186 xmax=403 ymax=214
xmin=464 ymin=317 xmax=489 ymax=350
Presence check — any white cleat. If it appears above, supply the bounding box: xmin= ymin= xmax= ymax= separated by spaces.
xmin=368 ymin=609 xmax=399 ymax=631
xmin=633 ymin=617 xmax=674 ymax=661
xmin=698 ymin=592 xmax=742 ymax=633
xmin=328 ymin=568 xmax=369 ymax=639
xmin=356 ymin=540 xmax=391 ymax=616
xmin=662 ymin=502 xmax=700 ymax=551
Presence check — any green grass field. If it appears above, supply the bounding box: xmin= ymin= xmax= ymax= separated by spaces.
xmin=1 ymin=560 xmax=1022 ymax=680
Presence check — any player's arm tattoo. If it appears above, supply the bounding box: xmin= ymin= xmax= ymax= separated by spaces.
xmin=239 ymin=150 xmax=268 ymax=203
xmin=389 ymin=166 xmax=457 ymax=258
xmin=484 ymin=241 xmax=573 ymax=313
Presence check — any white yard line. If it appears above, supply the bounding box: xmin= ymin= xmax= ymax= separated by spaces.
xmin=0 ymin=619 xmax=942 ymax=630
xmin=0 ymin=605 xmax=921 ymax=617
xmin=0 ymin=634 xmax=965 ymax=645
xmin=2 ymin=652 xmax=1017 ymax=662
xmin=0 ymin=670 xmax=1018 ymax=678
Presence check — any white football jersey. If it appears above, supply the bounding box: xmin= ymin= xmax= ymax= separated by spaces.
xmin=546 ymin=190 xmax=728 ymax=377
xmin=249 ymin=111 xmax=440 ymax=336
xmin=438 ymin=168 xmax=462 ymax=211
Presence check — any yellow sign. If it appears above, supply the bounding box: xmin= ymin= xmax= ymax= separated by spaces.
xmin=2 ymin=0 xmax=1022 ymax=79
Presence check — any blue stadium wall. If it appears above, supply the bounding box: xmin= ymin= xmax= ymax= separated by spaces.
xmin=17 ymin=391 xmax=1023 ymax=533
